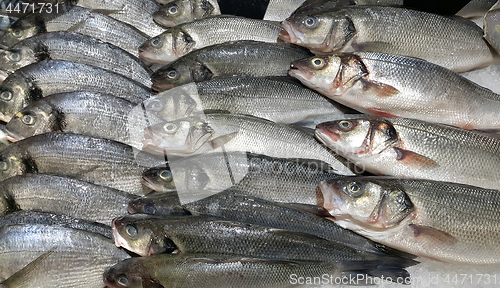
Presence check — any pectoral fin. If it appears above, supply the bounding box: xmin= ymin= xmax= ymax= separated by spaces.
xmin=394 ymin=148 xmax=439 ymax=168
xmin=361 ymin=79 xmax=399 ymax=97
xmin=209 ymin=132 xmax=238 ymax=149
xmin=409 ymin=224 xmax=458 ymax=246
xmin=1 ymin=248 xmax=55 ymax=287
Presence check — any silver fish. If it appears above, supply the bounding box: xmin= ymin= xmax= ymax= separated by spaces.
xmin=0 ymin=60 xmax=153 ymax=122
xmin=153 ymin=0 xmax=221 ymax=27
xmin=320 ymin=177 xmax=500 ymax=264
xmin=315 ymin=116 xmax=500 ymax=190
xmin=485 ymin=1 xmax=500 ymax=54
xmin=289 ymin=52 xmax=500 ymax=130
xmin=0 ymin=31 xmax=152 ymax=86
xmin=139 ymin=15 xmax=283 ymax=64
xmin=280 ymin=6 xmax=493 ymax=72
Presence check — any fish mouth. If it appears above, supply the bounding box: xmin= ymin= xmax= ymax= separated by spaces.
xmin=153 ymin=12 xmax=176 ymax=28
xmin=0 ymin=112 xmax=12 ymax=123
xmin=315 ymin=126 xmax=340 ymax=145
xmin=279 ymin=21 xmax=301 ymax=44
xmin=4 ymin=128 xmax=24 ymax=142
xmin=139 ymin=46 xmax=176 ymax=65
xmin=141 ymin=176 xmax=164 ymax=192
xmin=0 ymin=70 xmax=8 ymax=83
xmin=318 ymin=181 xmax=345 ymax=216
xmin=151 ymin=79 xmax=175 ymax=92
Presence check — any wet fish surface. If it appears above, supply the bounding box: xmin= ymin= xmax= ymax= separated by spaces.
xmin=315 ymin=116 xmax=500 ymax=190
xmin=485 ymin=1 xmax=500 ymax=54
xmin=0 ymin=174 xmax=137 ymax=224
xmin=289 ymin=52 xmax=500 ymax=130
xmin=0 ymin=31 xmax=152 ymax=86
xmin=0 ymin=60 xmax=153 ymax=122
xmin=0 ymin=5 xmax=148 ymax=56
xmin=320 ymin=177 xmax=500 ymax=264
xmin=142 ymin=113 xmax=354 ymax=175
xmin=290 ymin=0 xmax=404 ymax=17
xmin=0 ymin=224 xmax=130 ymax=286
xmin=0 ymin=133 xmax=165 ymax=195
xmin=153 ymin=0 xmax=221 ymax=27
xmin=280 ymin=6 xmax=493 ymax=72
xmin=457 ymin=0 xmax=496 ymax=18
xmin=151 ymin=41 xmax=311 ymax=91
xmin=139 ymin=15 xmax=283 ymax=64
xmin=128 ymin=191 xmax=191 ymax=216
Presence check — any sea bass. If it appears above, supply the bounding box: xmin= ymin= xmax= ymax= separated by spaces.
xmin=315 ymin=116 xmax=500 ymax=190
xmin=289 ymin=52 xmax=500 ymax=130
xmin=150 ymin=41 xmax=311 ymax=91
xmin=153 ymin=0 xmax=221 ymax=27
xmin=280 ymin=6 xmax=493 ymax=72
xmin=139 ymin=15 xmax=282 ymax=64
xmin=320 ymin=177 xmax=500 ymax=264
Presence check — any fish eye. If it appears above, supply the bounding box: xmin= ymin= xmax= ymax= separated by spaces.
xmin=303 ymin=17 xmax=318 ymax=29
xmin=338 ymin=120 xmax=353 ymax=131
xmin=21 ymin=114 xmax=35 ymax=125
xmin=11 ymin=29 xmax=22 ymax=38
xmin=159 ymin=169 xmax=173 ymax=182
xmin=125 ymin=225 xmax=137 ymax=237
xmin=0 ymin=91 xmax=13 ymax=101
xmin=0 ymin=161 xmax=8 ymax=171
xmin=311 ymin=57 xmax=324 ymax=68
xmin=147 ymin=100 xmax=163 ymax=111
xmin=168 ymin=5 xmax=179 ymax=14
xmin=346 ymin=182 xmax=364 ymax=197
xmin=144 ymin=204 xmax=157 ymax=214
xmin=163 ymin=123 xmax=177 ymax=134
xmin=8 ymin=52 xmax=21 ymax=62
xmin=116 ymin=274 xmax=130 ymax=287
xmin=167 ymin=70 xmax=178 ymax=79
xmin=150 ymin=37 xmax=162 ymax=48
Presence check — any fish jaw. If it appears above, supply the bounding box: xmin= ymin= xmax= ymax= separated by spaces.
xmin=279 ymin=20 xmax=304 ymax=45
xmin=0 ymin=112 xmax=12 ymax=123
xmin=151 ymin=77 xmax=176 ymax=92
xmin=153 ymin=10 xmax=177 ymax=28
xmin=318 ymin=180 xmax=345 ymax=215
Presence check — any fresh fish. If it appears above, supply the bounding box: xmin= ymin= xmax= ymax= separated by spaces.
xmin=150 ymin=41 xmax=311 ymax=90
xmin=0 ymin=60 xmax=153 ymax=122
xmin=111 ymin=215 xmax=415 ymax=278
xmin=72 ymin=0 xmax=165 ymax=37
xmin=0 ymin=133 xmax=165 ymax=195
xmin=104 ymin=254 xmax=373 ymax=288
xmin=0 ymin=224 xmax=130 ymax=286
xmin=320 ymin=177 xmax=500 ymax=264
xmin=142 ymin=113 xmax=354 ymax=176
xmin=0 ymin=32 xmax=152 ymax=86
xmin=290 ymin=0 xmax=404 ymax=17
xmin=147 ymin=77 xmax=346 ymax=123
xmin=128 ymin=191 xmax=192 ymax=215
xmin=139 ymin=15 xmax=283 ymax=64
xmin=280 ymin=6 xmax=493 ymax=72
xmin=457 ymin=0 xmax=496 ymax=18
xmin=0 ymin=210 xmax=112 ymax=239
xmin=4 ymin=92 xmax=144 ymax=149
xmin=0 ymin=5 xmax=148 ymax=56
xmin=289 ymin=52 xmax=500 ymax=130
xmin=485 ymin=1 xmax=500 ymax=54
xmin=139 ymin=152 xmax=343 ymax=205
xmin=153 ymin=0 xmax=221 ymax=27
xmin=0 ymin=174 xmax=137 ymax=224
xmin=315 ymin=116 xmax=500 ymax=190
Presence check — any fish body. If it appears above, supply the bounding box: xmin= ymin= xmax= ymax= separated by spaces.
xmin=289 ymin=52 xmax=500 ymax=130
xmin=151 ymin=41 xmax=311 ymax=90
xmin=147 ymin=76 xmax=345 ymax=123
xmin=103 ymin=254 xmax=359 ymax=288
xmin=320 ymin=177 xmax=500 ymax=264
xmin=485 ymin=1 xmax=500 ymax=54
xmin=4 ymin=92 xmax=144 ymax=149
xmin=315 ymin=116 xmax=500 ymax=190
xmin=153 ymin=0 xmax=221 ymax=27
xmin=143 ymin=113 xmax=354 ymax=175
xmin=0 ymin=133 xmax=165 ymax=194
xmin=280 ymin=6 xmax=493 ymax=72
xmin=457 ymin=0 xmax=496 ymax=18
xmin=0 ymin=6 xmax=148 ymax=56
xmin=0 ymin=32 xmax=152 ymax=86
xmin=0 ymin=60 xmax=153 ymax=122
xmin=139 ymin=15 xmax=283 ymax=64
xmin=111 ymin=214 xmax=415 ymax=278
xmin=0 ymin=224 xmax=130 ymax=286
xmin=0 ymin=174 xmax=137 ymax=224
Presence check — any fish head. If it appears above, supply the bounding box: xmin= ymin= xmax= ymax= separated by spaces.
xmin=0 ymin=74 xmax=34 ymax=122
xmin=0 ymin=153 xmax=24 ymax=181
xmin=0 ymin=19 xmax=39 ymax=48
xmin=103 ymin=260 xmax=144 ymax=288
xmin=142 ymin=117 xmax=212 ymax=156
xmin=142 ymin=166 xmax=176 ymax=192
xmin=319 ymin=177 xmax=414 ymax=229
xmin=315 ymin=118 xmax=398 ymax=158
xmin=5 ymin=100 xmax=56 ymax=141
xmin=128 ymin=191 xmax=188 ymax=216
xmin=289 ymin=54 xmax=367 ymax=96
xmin=152 ymin=60 xmax=212 ymax=92
xmin=145 ymin=88 xmax=199 ymax=120
xmin=153 ymin=0 xmax=195 ymax=27
xmin=280 ymin=12 xmax=355 ymax=53
xmin=0 ymin=47 xmax=37 ymax=75
xmin=139 ymin=32 xmax=176 ymax=64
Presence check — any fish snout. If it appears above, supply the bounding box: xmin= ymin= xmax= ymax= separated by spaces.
xmin=279 ymin=29 xmax=291 ymax=42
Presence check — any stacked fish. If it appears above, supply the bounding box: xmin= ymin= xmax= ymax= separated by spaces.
xmin=1 ymin=0 xmax=500 ymax=287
